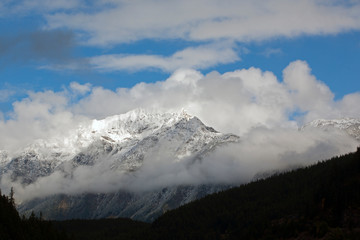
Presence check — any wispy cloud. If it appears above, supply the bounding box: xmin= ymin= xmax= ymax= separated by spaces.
xmin=3 ymin=1 xmax=360 ymax=74
xmin=0 ymin=89 xmax=16 ymax=103
xmin=0 ymin=0 xmax=81 ymax=16
xmin=262 ymin=48 xmax=283 ymax=58
xmin=44 ymin=0 xmax=360 ymax=46
xmin=89 ymin=43 xmax=240 ymax=72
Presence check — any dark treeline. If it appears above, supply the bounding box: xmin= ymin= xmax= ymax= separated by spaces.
xmin=53 ymin=218 xmax=150 ymax=240
xmin=0 ymin=188 xmax=69 ymax=240
xmin=2 ymin=148 xmax=360 ymax=239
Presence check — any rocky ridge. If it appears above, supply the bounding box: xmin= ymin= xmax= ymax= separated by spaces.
xmin=301 ymin=118 xmax=360 ymax=140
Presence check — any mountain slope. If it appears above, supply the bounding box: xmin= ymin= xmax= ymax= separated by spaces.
xmin=54 ymin=147 xmax=360 ymax=240
xmin=2 ymin=114 xmax=359 ymax=223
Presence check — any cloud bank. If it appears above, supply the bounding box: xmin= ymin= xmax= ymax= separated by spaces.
xmin=1 ymin=60 xmax=360 ymax=200
xmin=1 ymin=60 xmax=359 ymax=151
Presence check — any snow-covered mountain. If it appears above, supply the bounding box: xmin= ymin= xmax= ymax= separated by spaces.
xmin=1 ymin=109 xmax=239 ymax=183
xmin=0 ymin=109 xmax=239 ymax=221
xmin=2 ymin=112 xmax=359 ymax=222
xmin=301 ymin=118 xmax=360 ymax=140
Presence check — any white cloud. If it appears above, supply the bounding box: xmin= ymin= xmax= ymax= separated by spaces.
xmin=283 ymin=60 xmax=335 ymax=122
xmin=63 ymin=60 xmax=360 ymax=135
xmin=90 ymin=43 xmax=239 ymax=72
xmin=262 ymin=48 xmax=283 ymax=58
xmin=1 ymin=60 xmax=358 ymax=153
xmin=44 ymin=0 xmax=360 ymax=46
xmin=0 ymin=89 xmax=88 ymax=152
xmin=69 ymin=82 xmax=92 ymax=95
xmin=73 ymin=60 xmax=344 ymax=135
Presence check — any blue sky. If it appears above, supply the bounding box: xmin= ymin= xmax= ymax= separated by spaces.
xmin=0 ymin=0 xmax=360 ymax=133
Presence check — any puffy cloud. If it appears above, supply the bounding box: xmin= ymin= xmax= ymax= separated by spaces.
xmin=283 ymin=60 xmax=335 ymax=121
xmin=335 ymin=93 xmax=360 ymax=117
xmin=70 ymin=60 xmax=360 ymax=134
xmin=44 ymin=0 xmax=360 ymax=46
xmin=0 ymin=89 xmax=89 ymax=153
xmin=1 ymin=60 xmax=359 ymax=153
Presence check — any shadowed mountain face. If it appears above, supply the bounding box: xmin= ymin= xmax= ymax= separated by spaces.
xmin=0 ymin=109 xmax=239 ymax=221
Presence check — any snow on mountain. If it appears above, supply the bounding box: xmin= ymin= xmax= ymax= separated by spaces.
xmin=0 ymin=150 xmax=10 ymax=167
xmin=301 ymin=118 xmax=360 ymax=140
xmin=0 ymin=109 xmax=239 ymax=221
xmin=4 ymin=110 xmax=358 ymax=222
xmin=1 ymin=109 xmax=238 ymax=183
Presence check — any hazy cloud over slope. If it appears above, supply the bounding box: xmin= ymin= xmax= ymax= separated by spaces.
xmin=3 ymin=118 xmax=358 ymax=202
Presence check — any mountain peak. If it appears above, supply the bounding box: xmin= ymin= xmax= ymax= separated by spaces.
xmin=89 ymin=108 xmax=197 ymax=142
xmin=302 ymin=118 xmax=360 ymax=140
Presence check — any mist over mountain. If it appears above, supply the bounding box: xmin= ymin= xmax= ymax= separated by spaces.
xmin=0 ymin=108 xmax=359 ymax=221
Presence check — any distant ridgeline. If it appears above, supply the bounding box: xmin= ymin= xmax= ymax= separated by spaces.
xmin=2 ymin=147 xmax=360 ymax=239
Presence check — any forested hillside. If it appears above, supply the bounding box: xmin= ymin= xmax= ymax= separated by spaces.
xmin=152 ymin=147 xmax=360 ymax=239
